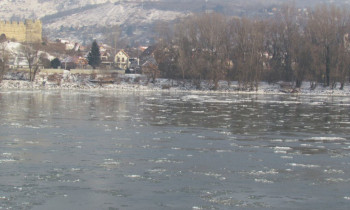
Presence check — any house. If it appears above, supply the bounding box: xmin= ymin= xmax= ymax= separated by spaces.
xmin=100 ymin=51 xmax=114 ymax=69
xmin=139 ymin=45 xmax=158 ymax=74
xmin=61 ymin=56 xmax=88 ymax=70
xmin=76 ymin=56 xmax=88 ymax=69
xmin=61 ymin=56 xmax=77 ymax=70
xmin=114 ymin=49 xmax=130 ymax=70
xmin=142 ymin=56 xmax=159 ymax=82
xmin=139 ymin=45 xmax=157 ymax=66
xmin=128 ymin=57 xmax=140 ymax=73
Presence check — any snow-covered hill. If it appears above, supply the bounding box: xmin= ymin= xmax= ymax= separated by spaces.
xmin=0 ymin=0 xmax=132 ymax=19
xmin=44 ymin=3 xmax=184 ymax=30
xmin=2 ymin=0 xmax=350 ymax=44
xmin=0 ymin=0 xmax=184 ymax=44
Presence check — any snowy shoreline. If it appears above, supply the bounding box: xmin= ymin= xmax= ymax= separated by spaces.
xmin=1 ymin=79 xmax=350 ymax=97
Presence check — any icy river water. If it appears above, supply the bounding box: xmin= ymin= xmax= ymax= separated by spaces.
xmin=0 ymin=90 xmax=350 ymax=210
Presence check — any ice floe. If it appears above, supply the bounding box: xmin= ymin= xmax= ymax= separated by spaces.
xmin=287 ymin=163 xmax=320 ymax=168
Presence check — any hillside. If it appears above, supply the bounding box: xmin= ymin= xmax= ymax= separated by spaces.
xmin=0 ymin=0 xmax=185 ymax=45
xmin=42 ymin=2 xmax=185 ymax=44
xmin=1 ymin=0 xmax=350 ymax=45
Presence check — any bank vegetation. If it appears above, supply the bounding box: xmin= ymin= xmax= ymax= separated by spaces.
xmin=151 ymin=3 xmax=350 ymax=90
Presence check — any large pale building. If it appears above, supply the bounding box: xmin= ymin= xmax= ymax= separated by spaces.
xmin=0 ymin=20 xmax=42 ymax=43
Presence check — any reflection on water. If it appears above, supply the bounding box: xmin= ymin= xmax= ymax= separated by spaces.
xmin=0 ymin=90 xmax=350 ymax=209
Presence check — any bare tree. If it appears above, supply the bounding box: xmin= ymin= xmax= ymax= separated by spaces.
xmin=153 ymin=21 xmax=179 ymax=81
xmin=142 ymin=59 xmax=160 ymax=84
xmin=293 ymin=35 xmax=316 ymax=88
xmin=104 ymin=25 xmax=121 ymax=55
xmin=21 ymin=43 xmax=41 ymax=82
xmin=174 ymin=16 xmax=197 ymax=82
xmin=196 ymin=13 xmax=229 ymax=89
xmin=229 ymin=17 xmax=266 ymax=90
xmin=265 ymin=3 xmax=300 ymax=83
xmin=307 ymin=4 xmax=350 ymax=86
xmin=0 ymin=42 xmax=10 ymax=82
xmin=334 ymin=41 xmax=350 ymax=89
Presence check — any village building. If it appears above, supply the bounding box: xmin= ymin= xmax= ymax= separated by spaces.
xmin=101 ymin=51 xmax=114 ymax=69
xmin=61 ymin=56 xmax=88 ymax=70
xmin=61 ymin=56 xmax=78 ymax=70
xmin=114 ymin=49 xmax=130 ymax=70
xmin=139 ymin=45 xmax=157 ymax=73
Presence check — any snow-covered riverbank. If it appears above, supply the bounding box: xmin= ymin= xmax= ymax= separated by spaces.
xmin=1 ymin=70 xmax=350 ymax=95
xmin=2 ymin=78 xmax=350 ymax=96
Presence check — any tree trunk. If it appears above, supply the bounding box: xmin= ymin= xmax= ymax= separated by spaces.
xmin=325 ymin=45 xmax=331 ymax=86
xmin=285 ymin=53 xmax=293 ymax=82
xmin=295 ymin=79 xmax=302 ymax=88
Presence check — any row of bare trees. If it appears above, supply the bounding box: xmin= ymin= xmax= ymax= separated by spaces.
xmin=153 ymin=4 xmax=350 ymax=90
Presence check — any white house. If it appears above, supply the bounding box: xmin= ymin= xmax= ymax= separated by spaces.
xmin=114 ymin=49 xmax=130 ymax=70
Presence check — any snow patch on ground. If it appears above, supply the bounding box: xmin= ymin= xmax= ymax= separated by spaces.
xmin=2 ymin=72 xmax=350 ymax=97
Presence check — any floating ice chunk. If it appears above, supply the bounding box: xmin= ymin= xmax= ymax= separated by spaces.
xmin=274 ymin=146 xmax=292 ymax=154
xmin=326 ymin=178 xmax=350 ymax=183
xmin=285 ymin=139 xmax=298 ymax=143
xmin=204 ymin=172 xmax=222 ymax=178
xmin=125 ymin=175 xmax=141 ymax=179
xmin=324 ymin=169 xmax=344 ymax=174
xmin=274 ymin=150 xmax=287 ymax=154
xmin=2 ymin=153 xmax=12 ymax=157
xmin=216 ymin=150 xmax=231 ymax=153
xmin=100 ymin=159 xmax=120 ymax=168
xmin=151 ymin=158 xmax=183 ymax=164
xmin=254 ymin=179 xmax=274 ymax=184
xmin=274 ymin=146 xmax=292 ymax=151
xmin=147 ymin=169 xmax=167 ymax=174
xmin=25 ymin=141 xmax=39 ymax=144
xmin=281 ymin=156 xmax=293 ymax=159
xmin=14 ymin=186 xmax=22 ymax=191
xmin=309 ymin=137 xmax=346 ymax=141
xmin=181 ymin=95 xmax=201 ymax=101
xmin=270 ymin=139 xmax=284 ymax=142
xmin=288 ymin=163 xmax=320 ymax=168
xmin=300 ymin=144 xmax=313 ymax=147
xmin=248 ymin=169 xmax=279 ymax=176
xmin=344 ymin=196 xmax=350 ymax=200
xmin=192 ymin=111 xmax=204 ymax=113
xmin=0 ymin=159 xmax=16 ymax=163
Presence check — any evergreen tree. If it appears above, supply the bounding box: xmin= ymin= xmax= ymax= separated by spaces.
xmin=88 ymin=40 xmax=101 ymax=69
xmin=50 ymin=58 xmax=61 ymax=69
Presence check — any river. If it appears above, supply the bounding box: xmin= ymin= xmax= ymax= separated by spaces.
xmin=0 ymin=90 xmax=349 ymax=210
